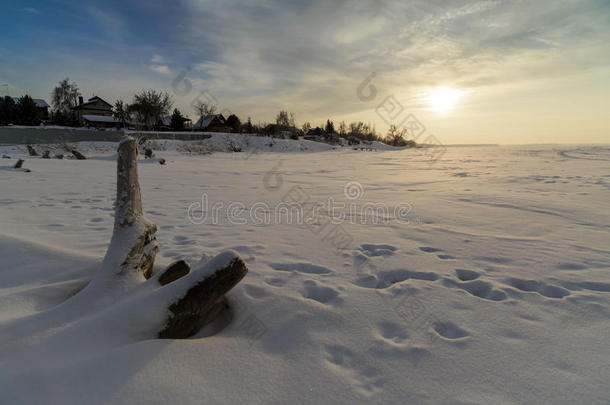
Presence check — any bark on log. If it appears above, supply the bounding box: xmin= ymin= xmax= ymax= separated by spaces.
xmin=159 ymin=255 xmax=248 ymax=339
xmin=14 ymin=159 xmax=24 ymax=169
xmin=158 ymin=260 xmax=190 ymax=286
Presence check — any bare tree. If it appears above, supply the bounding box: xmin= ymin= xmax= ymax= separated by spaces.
xmin=276 ymin=110 xmax=290 ymax=126
xmin=386 ymin=124 xmax=415 ymax=147
xmin=52 ymin=78 xmax=81 ymax=114
xmin=128 ymin=90 xmax=173 ymax=129
xmin=338 ymin=121 xmax=347 ymax=136
xmin=113 ymin=100 xmax=130 ymax=128
xmin=193 ymin=101 xmax=216 ymax=118
xmin=302 ymin=122 xmax=311 ymax=134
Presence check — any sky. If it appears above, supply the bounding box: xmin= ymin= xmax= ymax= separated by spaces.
xmin=1 ymin=0 xmax=609 ymax=144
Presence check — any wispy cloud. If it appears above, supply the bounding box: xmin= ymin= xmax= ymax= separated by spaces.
xmin=151 ymin=54 xmax=168 ymax=64
xmin=4 ymin=0 xmax=610 ymax=142
xmin=23 ymin=7 xmax=40 ymax=14
xmin=149 ymin=64 xmax=172 ymax=75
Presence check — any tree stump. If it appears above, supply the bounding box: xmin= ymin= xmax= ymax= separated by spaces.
xmin=26 ymin=145 xmax=38 ymax=156
xmin=71 ymin=149 xmax=86 ymax=160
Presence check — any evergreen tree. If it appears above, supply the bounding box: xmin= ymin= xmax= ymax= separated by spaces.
xmin=170 ymin=108 xmax=185 ymax=131
xmin=0 ymin=96 xmax=16 ymax=125
xmin=226 ymin=114 xmax=241 ymax=133
xmin=16 ymin=95 xmax=40 ymax=125
xmin=244 ymin=117 xmax=253 ymax=133
xmin=325 ymin=119 xmax=335 ymax=134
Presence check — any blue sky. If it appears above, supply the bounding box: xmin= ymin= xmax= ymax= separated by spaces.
xmin=1 ymin=0 xmax=609 ymax=143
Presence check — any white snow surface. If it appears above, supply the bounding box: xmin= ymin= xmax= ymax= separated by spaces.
xmin=0 ymin=141 xmax=609 ymax=404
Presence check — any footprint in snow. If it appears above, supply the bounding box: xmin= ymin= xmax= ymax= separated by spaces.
xmin=376 ymin=320 xmax=409 ymax=345
xmin=264 ymin=277 xmax=288 ymax=287
xmin=301 ymin=280 xmax=342 ymax=305
xmin=419 ymin=246 xmax=442 ymax=253
xmin=354 ymin=269 xmax=439 ymax=289
xmin=433 ymin=321 xmax=470 ymax=340
xmin=455 ymin=269 xmax=480 ymax=281
xmin=324 ymin=344 xmax=385 ymax=396
xmin=359 ymin=244 xmax=397 ymax=257
xmin=442 ymin=278 xmax=507 ymax=301
xmin=505 ymin=278 xmax=570 ymax=299
xmin=270 ymin=262 xmax=332 ymax=275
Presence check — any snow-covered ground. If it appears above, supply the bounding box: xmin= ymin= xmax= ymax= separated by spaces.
xmin=0 ymin=141 xmax=609 ymax=404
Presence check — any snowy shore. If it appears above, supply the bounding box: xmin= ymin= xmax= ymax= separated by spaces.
xmin=1 ymin=142 xmax=609 ymax=404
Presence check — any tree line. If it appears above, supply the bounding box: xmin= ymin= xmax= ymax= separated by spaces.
xmin=2 ymin=78 xmax=417 ymax=147
xmin=0 ymin=95 xmax=44 ymax=126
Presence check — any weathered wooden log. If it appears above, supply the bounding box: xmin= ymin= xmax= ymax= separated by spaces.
xmin=71 ymin=149 xmax=86 ymax=160
xmin=158 ymin=260 xmax=190 ymax=286
xmin=159 ymin=255 xmax=248 ymax=339
xmin=102 ymin=136 xmax=159 ymax=282
xmin=26 ymin=145 xmax=38 ymax=156
xmin=14 ymin=159 xmax=24 ymax=169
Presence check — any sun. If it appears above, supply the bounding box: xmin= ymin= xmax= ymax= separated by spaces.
xmin=425 ymin=87 xmax=464 ymax=112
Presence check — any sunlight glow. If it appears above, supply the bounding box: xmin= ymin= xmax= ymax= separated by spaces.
xmin=425 ymin=87 xmax=464 ymax=112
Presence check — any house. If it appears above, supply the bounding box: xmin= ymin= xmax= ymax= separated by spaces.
xmin=191 ymin=114 xmax=231 ymax=132
xmin=71 ymin=96 xmax=114 ymax=126
xmin=82 ymin=114 xmax=121 ymax=129
xmin=160 ymin=115 xmax=192 ymax=130
xmin=264 ymin=123 xmax=298 ymax=138
xmin=12 ymin=97 xmax=50 ymax=120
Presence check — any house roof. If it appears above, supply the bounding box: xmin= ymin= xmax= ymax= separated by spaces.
xmin=83 ymin=114 xmax=120 ymax=123
xmin=12 ymin=97 xmax=50 ymax=108
xmin=161 ymin=115 xmax=192 ymax=126
xmin=73 ymin=96 xmax=113 ymax=110
xmin=192 ymin=114 xmax=225 ymax=129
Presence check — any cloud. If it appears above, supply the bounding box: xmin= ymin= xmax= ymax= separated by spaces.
xmin=23 ymin=7 xmax=40 ymax=14
xmin=149 ymin=64 xmax=172 ymax=75
xmin=151 ymin=54 xmax=168 ymax=63
xmin=7 ymin=0 xmax=610 ymax=141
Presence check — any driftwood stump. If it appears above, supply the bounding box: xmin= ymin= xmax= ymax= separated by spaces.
xmin=71 ymin=149 xmax=86 ymax=160
xmin=26 ymin=145 xmax=38 ymax=156
xmin=0 ymin=136 xmax=248 ymax=353
xmin=96 ymin=136 xmax=248 ymax=338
